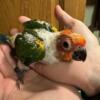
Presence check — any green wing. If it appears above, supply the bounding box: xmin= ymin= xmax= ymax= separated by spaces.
xmin=15 ymin=32 xmax=45 ymax=65
xmin=23 ymin=19 xmax=56 ymax=32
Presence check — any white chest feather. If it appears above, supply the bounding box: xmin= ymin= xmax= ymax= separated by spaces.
xmin=35 ymin=29 xmax=60 ymax=64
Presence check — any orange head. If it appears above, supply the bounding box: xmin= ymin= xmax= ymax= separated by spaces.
xmin=56 ymin=29 xmax=87 ymax=62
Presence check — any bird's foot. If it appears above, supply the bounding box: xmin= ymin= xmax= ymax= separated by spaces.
xmin=14 ymin=66 xmax=27 ymax=89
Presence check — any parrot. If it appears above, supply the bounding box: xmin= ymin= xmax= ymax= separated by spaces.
xmin=0 ymin=19 xmax=87 ymax=85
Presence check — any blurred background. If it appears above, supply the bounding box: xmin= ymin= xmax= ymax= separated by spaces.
xmin=0 ymin=0 xmax=100 ymax=43
xmin=84 ymin=0 xmax=100 ymax=43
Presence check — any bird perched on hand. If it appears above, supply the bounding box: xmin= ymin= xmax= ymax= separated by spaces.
xmin=0 ymin=19 xmax=87 ymax=85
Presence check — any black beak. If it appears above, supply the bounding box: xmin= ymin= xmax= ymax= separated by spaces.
xmin=72 ymin=48 xmax=87 ymax=61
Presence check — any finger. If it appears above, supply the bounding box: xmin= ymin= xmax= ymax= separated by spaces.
xmin=29 ymin=62 xmax=73 ymax=85
xmin=0 ymin=44 xmax=16 ymax=68
xmin=10 ymin=16 xmax=31 ymax=35
xmin=55 ymin=5 xmax=90 ymax=34
xmin=29 ymin=63 xmax=59 ymax=82
xmin=10 ymin=28 xmax=19 ymax=36
xmin=19 ymin=16 xmax=31 ymax=24
xmin=29 ymin=63 xmax=52 ymax=81
xmin=55 ymin=5 xmax=75 ymax=29
xmin=0 ymin=46 xmax=16 ymax=79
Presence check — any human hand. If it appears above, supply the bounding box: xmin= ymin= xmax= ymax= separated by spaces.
xmin=32 ymin=5 xmax=100 ymax=96
xmin=1 ymin=4 xmax=100 ymax=100
xmin=0 ymin=16 xmax=81 ymax=100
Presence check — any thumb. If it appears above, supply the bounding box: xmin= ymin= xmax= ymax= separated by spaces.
xmin=55 ymin=5 xmax=75 ymax=29
xmin=19 ymin=16 xmax=31 ymax=24
xmin=55 ymin=5 xmax=99 ymax=47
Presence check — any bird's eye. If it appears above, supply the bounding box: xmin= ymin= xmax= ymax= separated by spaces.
xmin=57 ymin=36 xmax=72 ymax=52
xmin=61 ymin=39 xmax=72 ymax=51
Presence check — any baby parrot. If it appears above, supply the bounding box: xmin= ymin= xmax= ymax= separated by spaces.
xmin=0 ymin=19 xmax=87 ymax=85
xmin=18 ymin=19 xmax=86 ymax=64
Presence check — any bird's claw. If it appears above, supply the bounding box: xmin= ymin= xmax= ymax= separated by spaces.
xmin=14 ymin=66 xmax=26 ymax=89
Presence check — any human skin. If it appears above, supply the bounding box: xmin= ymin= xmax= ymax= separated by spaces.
xmin=0 ymin=44 xmax=82 ymax=100
xmin=31 ymin=5 xmax=100 ymax=96
xmin=0 ymin=5 xmax=100 ymax=100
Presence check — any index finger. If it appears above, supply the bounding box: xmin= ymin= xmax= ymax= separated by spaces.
xmin=19 ymin=16 xmax=31 ymax=24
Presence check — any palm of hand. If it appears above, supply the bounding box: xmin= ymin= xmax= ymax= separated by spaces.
xmin=0 ymin=44 xmax=17 ymax=99
xmin=0 ymin=45 xmax=81 ymax=100
xmin=0 ymin=44 xmax=78 ymax=100
xmin=0 ymin=45 xmax=55 ymax=100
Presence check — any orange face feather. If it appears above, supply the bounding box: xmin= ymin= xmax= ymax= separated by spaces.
xmin=61 ymin=29 xmax=86 ymax=46
xmin=57 ymin=29 xmax=86 ymax=61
